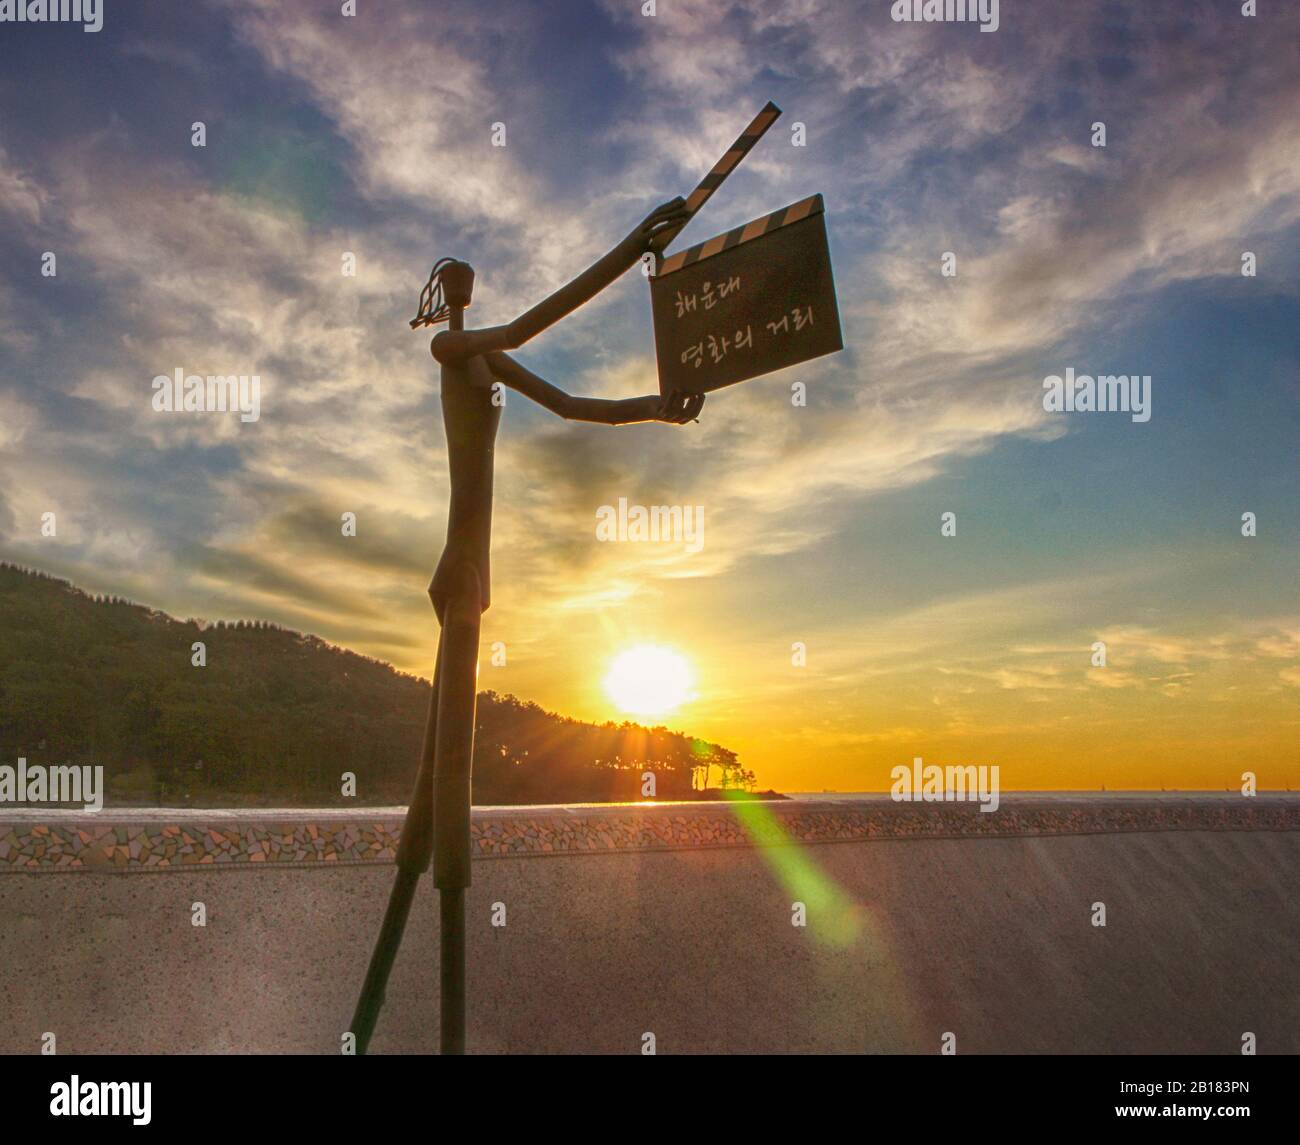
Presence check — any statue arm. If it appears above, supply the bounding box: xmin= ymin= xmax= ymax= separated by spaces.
xmin=431 ymin=197 xmax=689 ymax=366
xmin=485 ymin=351 xmax=703 ymax=426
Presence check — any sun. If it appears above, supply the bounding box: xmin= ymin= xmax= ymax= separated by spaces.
xmin=603 ymin=645 xmax=694 ymax=717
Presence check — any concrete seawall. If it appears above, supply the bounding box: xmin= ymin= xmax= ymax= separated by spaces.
xmin=1 ymin=797 xmax=1296 ymax=1054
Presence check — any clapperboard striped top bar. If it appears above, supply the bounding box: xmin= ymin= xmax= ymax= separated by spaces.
xmin=650 ymin=101 xmax=782 ymax=255
xmin=657 ymin=193 xmax=825 ymax=277
xmin=683 ymin=100 xmax=782 ymax=216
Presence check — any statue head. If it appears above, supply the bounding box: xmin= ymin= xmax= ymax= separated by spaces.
xmin=439 ymin=260 xmax=475 ymax=309
xmin=410 ymin=258 xmax=476 ymax=328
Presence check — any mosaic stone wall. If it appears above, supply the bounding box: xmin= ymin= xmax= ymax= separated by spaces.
xmin=2 ymin=796 xmax=1296 ymax=873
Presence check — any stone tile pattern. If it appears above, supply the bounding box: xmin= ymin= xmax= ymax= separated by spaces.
xmin=1 ymin=798 xmax=1296 ymax=873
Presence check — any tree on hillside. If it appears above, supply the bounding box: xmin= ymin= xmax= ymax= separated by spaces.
xmin=0 ymin=562 xmax=746 ymax=807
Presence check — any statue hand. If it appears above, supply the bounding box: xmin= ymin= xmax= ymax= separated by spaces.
xmin=658 ymin=389 xmax=705 ymax=424
xmin=624 ymin=197 xmax=692 ymax=254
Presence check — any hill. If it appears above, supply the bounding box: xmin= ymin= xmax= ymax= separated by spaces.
xmin=0 ymin=562 xmax=750 ymax=806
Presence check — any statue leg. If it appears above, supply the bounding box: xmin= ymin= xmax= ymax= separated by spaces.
xmin=431 ymin=566 xmax=483 ymax=1054
xmin=349 ymin=629 xmax=444 ymax=1054
xmin=349 ymin=564 xmax=481 ymax=1054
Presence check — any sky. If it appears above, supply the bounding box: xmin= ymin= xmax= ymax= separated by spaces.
xmin=0 ymin=0 xmax=1297 ymax=793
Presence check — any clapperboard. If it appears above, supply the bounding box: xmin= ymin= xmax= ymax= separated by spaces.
xmin=650 ymin=193 xmax=843 ymax=395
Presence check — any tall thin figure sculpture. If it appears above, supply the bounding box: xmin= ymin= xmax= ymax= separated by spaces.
xmin=350 ymin=196 xmax=704 ymax=1054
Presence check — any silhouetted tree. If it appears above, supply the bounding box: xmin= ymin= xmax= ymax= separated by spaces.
xmin=0 ymin=563 xmax=745 ymax=807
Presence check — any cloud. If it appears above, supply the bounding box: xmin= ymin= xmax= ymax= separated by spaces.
xmin=0 ymin=484 xmax=13 ymax=541
xmin=0 ymin=144 xmax=48 ymax=226
xmin=0 ymin=0 xmax=1296 ymax=795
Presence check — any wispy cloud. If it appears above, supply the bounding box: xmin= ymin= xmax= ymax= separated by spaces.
xmin=0 ymin=0 xmax=1296 ymax=789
